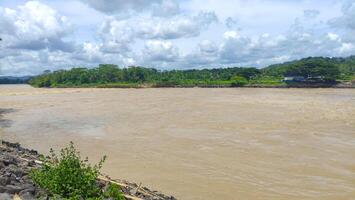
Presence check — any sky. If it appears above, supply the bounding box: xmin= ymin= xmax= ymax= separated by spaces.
xmin=0 ymin=0 xmax=354 ymax=76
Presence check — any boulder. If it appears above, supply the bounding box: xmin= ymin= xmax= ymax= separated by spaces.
xmin=3 ymin=185 xmax=22 ymax=194
xmin=0 ymin=193 xmax=12 ymax=200
xmin=0 ymin=177 xmax=10 ymax=185
xmin=0 ymin=161 xmax=5 ymax=169
xmin=19 ymin=184 xmax=35 ymax=194
xmin=20 ymin=191 xmax=35 ymax=200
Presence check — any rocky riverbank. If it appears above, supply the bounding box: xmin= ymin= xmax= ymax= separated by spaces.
xmin=0 ymin=140 xmax=176 ymax=200
xmin=0 ymin=141 xmax=43 ymax=199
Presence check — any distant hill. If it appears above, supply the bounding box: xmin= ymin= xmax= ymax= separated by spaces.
xmin=0 ymin=76 xmax=32 ymax=84
xmin=262 ymin=56 xmax=355 ymax=77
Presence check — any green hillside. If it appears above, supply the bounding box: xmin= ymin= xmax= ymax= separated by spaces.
xmin=262 ymin=56 xmax=355 ymax=78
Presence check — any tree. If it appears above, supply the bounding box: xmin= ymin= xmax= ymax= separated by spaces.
xmin=231 ymin=76 xmax=248 ymax=87
xmin=284 ymin=58 xmax=340 ymax=82
xmin=238 ymin=68 xmax=261 ymax=80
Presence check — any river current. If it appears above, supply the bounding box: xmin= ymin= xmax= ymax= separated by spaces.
xmin=0 ymin=85 xmax=354 ymax=200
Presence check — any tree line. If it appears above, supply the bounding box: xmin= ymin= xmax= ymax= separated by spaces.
xmin=0 ymin=76 xmax=32 ymax=84
xmin=29 ymin=56 xmax=354 ymax=87
xmin=29 ymin=65 xmax=261 ymax=87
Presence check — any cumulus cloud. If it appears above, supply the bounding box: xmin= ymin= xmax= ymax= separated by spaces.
xmin=143 ymin=40 xmax=179 ymax=62
xmin=99 ymin=11 xmax=218 ymax=42
xmin=152 ymin=0 xmax=180 ymax=17
xmin=198 ymin=40 xmax=218 ymax=54
xmin=216 ymin=19 xmax=355 ymax=67
xmin=303 ymin=9 xmax=320 ymax=19
xmin=80 ymin=0 xmax=162 ymax=13
xmin=96 ymin=10 xmax=218 ymax=57
xmin=1 ymin=0 xmax=355 ymax=75
xmin=0 ymin=1 xmax=80 ymax=75
xmin=225 ymin=17 xmax=239 ymax=29
xmin=0 ymin=1 xmax=74 ymax=52
xmin=329 ymin=0 xmax=355 ymax=30
xmin=183 ymin=40 xmax=219 ymax=66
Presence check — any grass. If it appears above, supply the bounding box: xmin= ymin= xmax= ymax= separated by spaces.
xmin=51 ymin=82 xmax=144 ymax=88
xmin=248 ymin=76 xmax=285 ymax=86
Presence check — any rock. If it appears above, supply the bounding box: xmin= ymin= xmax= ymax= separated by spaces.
xmin=4 ymin=185 xmax=22 ymax=194
xmin=0 ymin=161 xmax=5 ymax=168
xmin=3 ymin=172 xmax=11 ymax=177
xmin=1 ymin=157 xmax=16 ymax=166
xmin=21 ymin=175 xmax=31 ymax=183
xmin=35 ymin=189 xmax=49 ymax=199
xmin=9 ymin=174 xmax=19 ymax=184
xmin=29 ymin=150 xmax=38 ymax=155
xmin=130 ymin=188 xmax=137 ymax=195
xmin=0 ymin=193 xmax=12 ymax=200
xmin=7 ymin=164 xmax=24 ymax=177
xmin=0 ymin=177 xmax=10 ymax=185
xmin=20 ymin=191 xmax=35 ymax=200
xmin=0 ymin=186 xmax=6 ymax=193
xmin=27 ymin=160 xmax=36 ymax=167
xmin=20 ymin=184 xmax=35 ymax=194
xmin=2 ymin=141 xmax=20 ymax=149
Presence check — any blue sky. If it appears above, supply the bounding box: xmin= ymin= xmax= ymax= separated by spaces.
xmin=0 ymin=0 xmax=354 ymax=75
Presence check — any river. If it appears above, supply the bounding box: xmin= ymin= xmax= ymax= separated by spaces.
xmin=0 ymin=84 xmax=354 ymax=200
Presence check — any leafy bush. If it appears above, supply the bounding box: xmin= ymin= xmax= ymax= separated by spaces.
xmin=30 ymin=142 xmax=124 ymax=200
xmin=230 ymin=76 xmax=248 ymax=87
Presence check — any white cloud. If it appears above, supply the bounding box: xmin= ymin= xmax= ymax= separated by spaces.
xmin=0 ymin=0 xmax=355 ymax=75
xmin=152 ymin=0 xmax=180 ymax=17
xmin=338 ymin=43 xmax=355 ymax=54
xmin=327 ymin=33 xmax=340 ymax=41
xmin=223 ymin=31 xmax=241 ymax=39
xmin=198 ymin=40 xmax=218 ymax=54
xmin=98 ymin=11 xmax=218 ymax=43
xmin=303 ymin=9 xmax=320 ymax=19
xmin=0 ymin=1 xmax=74 ymax=52
xmin=143 ymin=40 xmax=179 ymax=62
xmin=225 ymin=17 xmax=239 ymax=29
xmin=329 ymin=0 xmax=355 ymax=30
xmin=80 ymin=0 xmax=162 ymax=13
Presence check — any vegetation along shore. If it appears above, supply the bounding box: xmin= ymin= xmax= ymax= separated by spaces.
xmin=27 ymin=56 xmax=355 ymax=88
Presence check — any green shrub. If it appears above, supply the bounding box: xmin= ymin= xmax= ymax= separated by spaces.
xmin=230 ymin=76 xmax=248 ymax=87
xmin=30 ymin=142 xmax=124 ymax=200
xmin=103 ymin=183 xmax=124 ymax=200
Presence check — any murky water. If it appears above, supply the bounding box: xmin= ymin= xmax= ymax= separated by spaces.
xmin=1 ymin=84 xmax=354 ymax=200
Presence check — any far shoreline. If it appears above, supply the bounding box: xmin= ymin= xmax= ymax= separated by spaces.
xmin=28 ymin=83 xmax=355 ymax=89
xmin=2 ymin=83 xmax=354 ymax=89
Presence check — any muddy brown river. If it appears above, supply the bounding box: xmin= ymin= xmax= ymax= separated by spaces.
xmin=0 ymin=85 xmax=354 ymax=200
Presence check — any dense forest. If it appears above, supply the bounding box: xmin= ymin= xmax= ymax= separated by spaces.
xmin=0 ymin=76 xmax=32 ymax=84
xmin=262 ymin=56 xmax=355 ymax=77
xmin=28 ymin=56 xmax=355 ymax=88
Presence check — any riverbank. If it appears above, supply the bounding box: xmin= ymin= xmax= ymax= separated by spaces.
xmin=29 ymin=80 xmax=355 ymax=89
xmin=0 ymin=140 xmax=176 ymax=200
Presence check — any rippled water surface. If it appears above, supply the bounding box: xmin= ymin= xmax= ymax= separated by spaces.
xmin=1 ymin=85 xmax=354 ymax=200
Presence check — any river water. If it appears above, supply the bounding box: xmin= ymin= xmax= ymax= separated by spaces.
xmin=0 ymin=85 xmax=354 ymax=200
